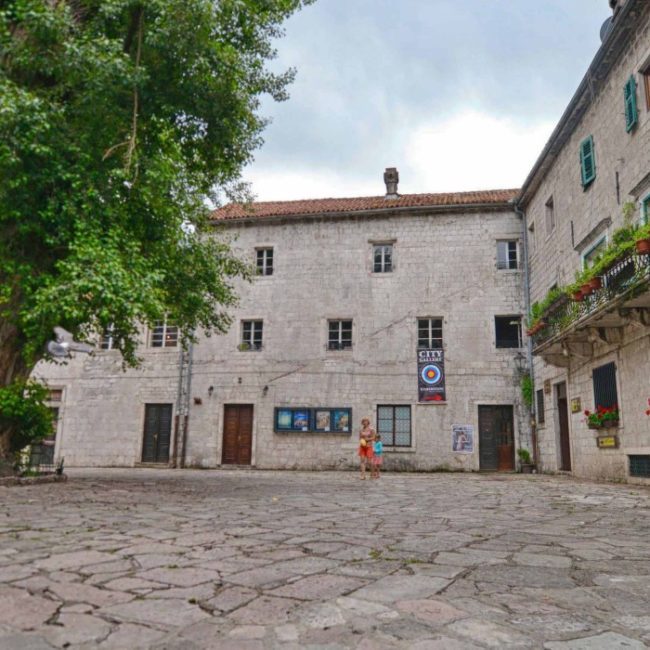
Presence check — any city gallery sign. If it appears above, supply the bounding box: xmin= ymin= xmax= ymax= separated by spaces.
xmin=417 ymin=348 xmax=446 ymax=403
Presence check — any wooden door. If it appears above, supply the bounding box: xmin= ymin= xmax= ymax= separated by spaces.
xmin=222 ymin=405 xmax=253 ymax=465
xmin=557 ymin=383 xmax=572 ymax=471
xmin=142 ymin=404 xmax=172 ymax=464
xmin=479 ymin=405 xmax=514 ymax=471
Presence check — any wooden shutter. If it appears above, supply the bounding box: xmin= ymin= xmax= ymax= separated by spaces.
xmin=580 ymin=136 xmax=596 ymax=188
xmin=592 ymin=362 xmax=618 ymax=409
xmin=624 ymin=76 xmax=638 ymax=132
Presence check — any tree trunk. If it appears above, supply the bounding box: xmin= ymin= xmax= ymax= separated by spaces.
xmin=0 ymin=317 xmax=33 ymax=463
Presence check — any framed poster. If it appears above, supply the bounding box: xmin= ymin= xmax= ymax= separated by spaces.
xmin=333 ymin=409 xmax=350 ymax=432
xmin=452 ymin=424 xmax=474 ymax=453
xmin=276 ymin=408 xmax=293 ymax=430
xmin=418 ymin=348 xmax=446 ymax=403
xmin=293 ymin=410 xmax=310 ymax=431
xmin=315 ymin=410 xmax=331 ymax=432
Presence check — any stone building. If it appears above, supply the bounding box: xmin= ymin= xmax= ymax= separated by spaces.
xmin=518 ymin=0 xmax=650 ymax=482
xmin=34 ymin=180 xmax=531 ymax=471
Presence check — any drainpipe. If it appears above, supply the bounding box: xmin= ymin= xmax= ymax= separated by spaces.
xmin=514 ymin=202 xmax=539 ymax=466
xmin=179 ymin=341 xmax=194 ymax=469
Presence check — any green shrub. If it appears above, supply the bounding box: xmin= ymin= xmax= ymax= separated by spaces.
xmin=0 ymin=381 xmax=53 ymax=453
xmin=517 ymin=448 xmax=532 ymax=464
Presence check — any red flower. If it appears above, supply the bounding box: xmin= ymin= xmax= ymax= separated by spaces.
xmin=584 ymin=410 xmax=590 ymax=416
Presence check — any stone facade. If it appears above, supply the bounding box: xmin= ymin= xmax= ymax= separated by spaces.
xmin=520 ymin=0 xmax=650 ymax=482
xmin=35 ymin=198 xmax=530 ymax=471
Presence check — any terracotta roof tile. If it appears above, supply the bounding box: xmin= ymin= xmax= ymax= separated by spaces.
xmin=211 ymin=189 xmax=519 ymax=221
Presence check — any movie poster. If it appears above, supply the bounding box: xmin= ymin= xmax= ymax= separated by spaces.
xmin=417 ymin=348 xmax=446 ymax=403
xmin=452 ymin=425 xmax=474 ymax=453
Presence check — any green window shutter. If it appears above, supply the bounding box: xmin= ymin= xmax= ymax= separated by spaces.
xmin=580 ymin=135 xmax=596 ymax=188
xmin=624 ymin=75 xmax=638 ymax=132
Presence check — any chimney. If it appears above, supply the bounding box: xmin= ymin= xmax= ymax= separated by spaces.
xmin=384 ymin=167 xmax=399 ymax=198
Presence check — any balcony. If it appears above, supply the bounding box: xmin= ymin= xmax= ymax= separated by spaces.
xmin=532 ymin=250 xmax=650 ymax=367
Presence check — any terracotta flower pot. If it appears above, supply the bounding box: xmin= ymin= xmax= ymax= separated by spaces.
xmin=588 ymin=276 xmax=602 ymax=291
xmin=572 ymin=290 xmax=584 ymax=302
xmin=587 ymin=422 xmax=601 ymax=430
xmin=635 ymin=238 xmax=650 ymax=255
xmin=581 ymin=283 xmax=593 ymax=297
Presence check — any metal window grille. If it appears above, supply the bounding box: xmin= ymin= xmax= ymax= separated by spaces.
xmin=536 ymin=389 xmax=545 ymax=424
xmin=256 ymin=248 xmax=273 ymax=276
xmin=100 ymin=324 xmax=115 ymax=350
xmin=373 ymin=245 xmax=393 ymax=273
xmin=29 ymin=406 xmax=58 ymax=472
xmin=592 ymin=362 xmax=618 ymax=409
xmin=377 ymin=405 xmax=411 ymax=447
xmin=151 ymin=320 xmax=178 ymax=348
xmin=495 ymin=316 xmax=522 ymax=349
xmin=417 ymin=318 xmax=443 ymax=349
xmin=497 ymin=241 xmax=518 ymax=270
xmin=629 ymin=455 xmax=650 ymax=478
xmin=242 ymin=320 xmax=263 ymax=350
xmin=328 ymin=320 xmax=352 ymax=350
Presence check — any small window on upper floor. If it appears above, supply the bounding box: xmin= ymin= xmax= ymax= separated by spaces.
xmin=256 ymin=248 xmax=273 ymax=276
xmin=545 ymin=196 xmax=555 ymax=235
xmin=328 ymin=320 xmax=352 ymax=350
xmin=241 ymin=320 xmax=263 ymax=351
xmin=582 ymin=236 xmax=607 ymax=269
xmin=373 ymin=244 xmax=393 ymax=273
xmin=495 ymin=316 xmax=522 ymax=349
xmin=624 ymin=75 xmax=639 ymax=132
xmin=536 ymin=389 xmax=545 ymax=425
xmin=527 ymin=222 xmax=535 ymax=254
xmin=496 ymin=241 xmax=518 ymax=270
xmin=642 ymin=65 xmax=650 ymax=111
xmin=580 ymin=136 xmax=596 ymax=189
xmin=417 ymin=318 xmax=443 ymax=349
xmin=641 ymin=194 xmax=650 ymax=225
xmin=151 ymin=320 xmax=178 ymax=348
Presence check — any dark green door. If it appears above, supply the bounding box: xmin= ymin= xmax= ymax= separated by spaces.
xmin=142 ymin=404 xmax=172 ymax=463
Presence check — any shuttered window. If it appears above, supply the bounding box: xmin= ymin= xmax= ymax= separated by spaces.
xmin=624 ymin=75 xmax=638 ymax=133
xmin=592 ymin=362 xmax=618 ymax=409
xmin=536 ymin=389 xmax=545 ymax=424
xmin=580 ymin=136 xmax=596 ymax=188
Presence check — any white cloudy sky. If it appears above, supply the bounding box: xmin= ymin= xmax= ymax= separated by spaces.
xmin=243 ymin=0 xmax=606 ymax=201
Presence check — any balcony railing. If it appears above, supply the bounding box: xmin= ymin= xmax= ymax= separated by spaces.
xmin=532 ymin=250 xmax=650 ymax=353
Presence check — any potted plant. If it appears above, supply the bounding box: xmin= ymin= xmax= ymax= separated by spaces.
xmin=634 ymin=223 xmax=650 ymax=254
xmin=588 ymin=276 xmax=602 ymax=291
xmin=584 ymin=405 xmax=620 ymax=429
xmin=517 ymin=448 xmax=535 ymax=473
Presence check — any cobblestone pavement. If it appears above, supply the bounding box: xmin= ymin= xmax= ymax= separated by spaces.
xmin=1 ymin=469 xmax=650 ymax=649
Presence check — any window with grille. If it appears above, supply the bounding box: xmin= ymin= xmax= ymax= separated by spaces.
xmin=624 ymin=75 xmax=638 ymax=132
xmin=496 ymin=241 xmax=518 ymax=270
xmin=256 ymin=248 xmax=273 ymax=276
xmin=241 ymin=320 xmax=263 ymax=351
xmin=629 ymin=455 xmax=650 ymax=478
xmin=100 ymin=324 xmax=115 ymax=350
xmin=592 ymin=362 xmax=618 ymax=409
xmin=417 ymin=318 xmax=443 ymax=349
xmin=495 ymin=316 xmax=522 ymax=349
xmin=377 ymin=405 xmax=411 ymax=447
xmin=536 ymin=389 xmax=545 ymax=424
xmin=151 ymin=320 xmax=178 ymax=348
xmin=373 ymin=244 xmax=393 ymax=273
xmin=328 ymin=320 xmax=352 ymax=350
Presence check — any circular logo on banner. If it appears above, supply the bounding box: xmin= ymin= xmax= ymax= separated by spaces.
xmin=421 ymin=364 xmax=442 ymax=385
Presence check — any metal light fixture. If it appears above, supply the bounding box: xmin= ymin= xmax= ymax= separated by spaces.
xmin=262 ymin=385 xmax=269 ymax=395
xmin=513 ymin=351 xmax=527 ymax=374
xmin=208 ymin=385 xmax=214 ymax=397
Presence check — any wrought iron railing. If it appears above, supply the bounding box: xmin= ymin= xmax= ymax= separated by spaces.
xmin=532 ymin=250 xmax=650 ymax=349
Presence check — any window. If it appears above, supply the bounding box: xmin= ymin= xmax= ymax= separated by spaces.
xmin=328 ymin=320 xmax=352 ymax=350
xmin=495 ymin=316 xmax=522 ymax=349
xmin=642 ymin=65 xmax=650 ymax=110
xmin=545 ymin=196 xmax=555 ymax=235
xmin=151 ymin=320 xmax=178 ymax=348
xmin=256 ymin=248 xmax=273 ymax=276
xmin=30 ymin=406 xmax=58 ymax=468
xmin=417 ymin=318 xmax=443 ymax=349
xmin=49 ymin=389 xmax=63 ymax=402
xmin=592 ymin=362 xmax=618 ymax=409
xmin=241 ymin=320 xmax=263 ymax=351
xmin=629 ymin=455 xmax=650 ymax=478
xmin=100 ymin=324 xmax=115 ymax=350
xmin=373 ymin=244 xmax=393 ymax=273
xmin=580 ymin=135 xmax=596 ymax=188
xmin=536 ymin=389 xmax=545 ymax=425
xmin=624 ymin=75 xmax=638 ymax=132
xmin=377 ymin=405 xmax=411 ymax=447
xmin=497 ymin=241 xmax=518 ymax=270
xmin=582 ymin=236 xmax=607 ymax=269
xmin=641 ymin=194 xmax=650 ymax=225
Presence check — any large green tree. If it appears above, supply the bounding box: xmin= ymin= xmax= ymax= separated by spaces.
xmin=0 ymin=0 xmax=312 ymax=458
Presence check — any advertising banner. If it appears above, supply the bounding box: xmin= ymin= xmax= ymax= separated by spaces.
xmin=452 ymin=424 xmax=474 ymax=453
xmin=417 ymin=348 xmax=446 ymax=403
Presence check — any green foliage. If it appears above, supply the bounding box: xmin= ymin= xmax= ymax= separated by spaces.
xmin=527 ymin=286 xmax=563 ymax=328
xmin=0 ymin=381 xmax=53 ymax=452
xmin=517 ymin=448 xmax=532 ymax=464
xmin=0 ymin=0 xmax=312 ymax=369
xmin=520 ymin=374 xmax=533 ymax=410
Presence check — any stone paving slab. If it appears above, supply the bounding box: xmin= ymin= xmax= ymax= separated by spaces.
xmin=1 ymin=468 xmax=650 ymax=648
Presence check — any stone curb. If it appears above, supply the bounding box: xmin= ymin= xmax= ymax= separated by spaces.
xmin=0 ymin=473 xmax=68 ymax=487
